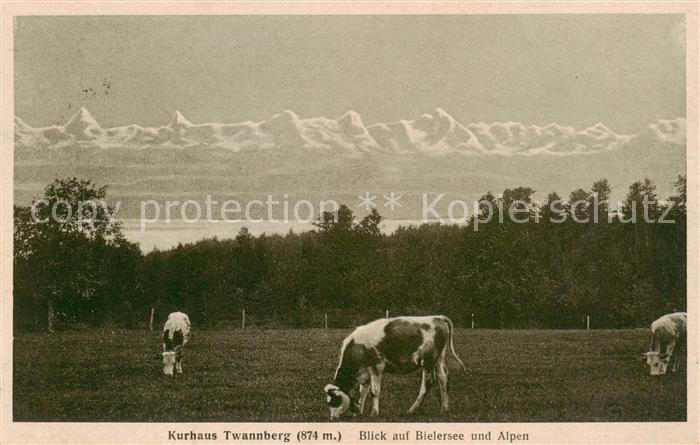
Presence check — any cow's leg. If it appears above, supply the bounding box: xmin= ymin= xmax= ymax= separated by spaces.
xmin=369 ymin=365 xmax=384 ymax=417
xmin=673 ymin=337 xmax=685 ymax=372
xmin=436 ymin=358 xmax=449 ymax=413
xmin=408 ymin=368 xmax=434 ymax=414
xmin=176 ymin=356 xmax=183 ymax=374
xmin=666 ymin=340 xmax=677 ymax=372
xmin=358 ymin=384 xmax=371 ymax=415
xmin=666 ymin=340 xmax=675 ymax=361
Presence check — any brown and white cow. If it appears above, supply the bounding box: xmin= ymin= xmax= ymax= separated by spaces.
xmin=158 ymin=311 xmax=191 ymax=376
xmin=642 ymin=312 xmax=686 ymax=376
xmin=324 ymin=315 xmax=466 ymax=419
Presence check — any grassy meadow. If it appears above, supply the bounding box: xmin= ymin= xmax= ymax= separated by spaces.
xmin=13 ymin=328 xmax=685 ymax=422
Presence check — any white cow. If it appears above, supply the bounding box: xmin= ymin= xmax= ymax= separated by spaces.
xmin=643 ymin=312 xmax=686 ymax=376
xmin=324 ymin=315 xmax=466 ymax=420
xmin=158 ymin=311 xmax=191 ymax=376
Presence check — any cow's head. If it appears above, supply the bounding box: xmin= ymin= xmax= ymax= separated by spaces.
xmin=324 ymin=384 xmax=356 ymax=420
xmin=643 ymin=351 xmax=670 ymax=376
xmin=157 ymin=346 xmax=182 ymax=376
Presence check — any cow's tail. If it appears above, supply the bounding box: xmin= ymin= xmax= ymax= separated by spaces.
xmin=444 ymin=316 xmax=467 ymax=373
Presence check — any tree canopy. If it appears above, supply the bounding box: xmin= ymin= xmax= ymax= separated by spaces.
xmin=14 ymin=176 xmax=686 ymax=331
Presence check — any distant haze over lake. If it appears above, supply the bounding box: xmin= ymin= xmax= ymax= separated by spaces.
xmin=122 ymin=219 xmax=431 ymax=252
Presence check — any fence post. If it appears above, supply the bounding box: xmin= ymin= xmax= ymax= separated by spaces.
xmin=385 ymin=310 xmax=389 ymax=319
xmin=471 ymin=313 xmax=475 ymax=329
xmin=324 ymin=313 xmax=328 ymax=330
xmin=47 ymin=300 xmax=55 ymax=333
xmin=586 ymin=315 xmax=590 ymax=330
xmin=149 ymin=308 xmax=155 ymax=331
xmin=242 ymin=309 xmax=246 ymax=331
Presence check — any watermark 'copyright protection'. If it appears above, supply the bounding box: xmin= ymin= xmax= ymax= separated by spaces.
xmin=28 ymin=192 xmax=678 ymax=232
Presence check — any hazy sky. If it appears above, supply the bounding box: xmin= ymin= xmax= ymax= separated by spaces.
xmin=15 ymin=15 xmax=685 ymax=133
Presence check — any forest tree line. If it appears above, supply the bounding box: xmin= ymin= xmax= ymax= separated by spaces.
xmin=13 ymin=176 xmax=686 ymax=331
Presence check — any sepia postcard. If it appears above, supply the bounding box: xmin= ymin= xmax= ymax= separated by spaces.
xmin=0 ymin=1 xmax=698 ymax=444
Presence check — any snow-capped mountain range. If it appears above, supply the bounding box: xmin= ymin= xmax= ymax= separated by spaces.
xmin=14 ymin=107 xmax=686 ymax=156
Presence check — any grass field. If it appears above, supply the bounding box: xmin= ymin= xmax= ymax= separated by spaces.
xmin=13 ymin=328 xmax=686 ymax=422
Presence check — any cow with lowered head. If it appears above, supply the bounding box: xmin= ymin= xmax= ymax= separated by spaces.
xmin=324 ymin=315 xmax=466 ymax=420
xmin=157 ymin=311 xmax=191 ymax=376
xmin=643 ymin=312 xmax=686 ymax=376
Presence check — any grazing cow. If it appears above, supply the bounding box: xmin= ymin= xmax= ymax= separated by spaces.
xmin=158 ymin=311 xmax=191 ymax=376
xmin=642 ymin=312 xmax=686 ymax=376
xmin=324 ymin=315 xmax=466 ymax=420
